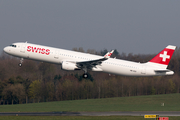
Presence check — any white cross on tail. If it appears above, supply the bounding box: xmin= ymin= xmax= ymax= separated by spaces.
xmin=159 ymin=51 xmax=170 ymax=62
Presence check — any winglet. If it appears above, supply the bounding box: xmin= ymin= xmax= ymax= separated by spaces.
xmin=104 ymin=50 xmax=114 ymax=59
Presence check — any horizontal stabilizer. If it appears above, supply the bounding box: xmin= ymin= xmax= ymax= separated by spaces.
xmin=154 ymin=69 xmax=171 ymax=72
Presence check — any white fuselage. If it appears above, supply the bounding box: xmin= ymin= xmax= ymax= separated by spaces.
xmin=3 ymin=42 xmax=174 ymax=76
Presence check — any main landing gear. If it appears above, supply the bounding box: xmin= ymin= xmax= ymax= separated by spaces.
xmin=83 ymin=73 xmax=88 ymax=78
xmin=18 ymin=58 xmax=23 ymax=67
xmin=83 ymin=68 xmax=88 ymax=78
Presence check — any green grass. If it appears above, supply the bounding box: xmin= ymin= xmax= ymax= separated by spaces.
xmin=0 ymin=116 xmax=180 ymax=120
xmin=0 ymin=93 xmax=180 ymax=112
xmin=0 ymin=116 xmax=150 ymax=120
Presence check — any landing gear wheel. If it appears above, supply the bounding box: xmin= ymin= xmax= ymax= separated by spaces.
xmin=18 ymin=58 xmax=24 ymax=67
xmin=82 ymin=68 xmax=88 ymax=78
xmin=83 ymin=74 xmax=88 ymax=78
xmin=18 ymin=63 xmax=22 ymax=67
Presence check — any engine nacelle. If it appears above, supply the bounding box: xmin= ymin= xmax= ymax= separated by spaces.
xmin=61 ymin=61 xmax=79 ymax=71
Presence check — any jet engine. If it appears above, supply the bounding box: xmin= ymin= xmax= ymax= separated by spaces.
xmin=61 ymin=61 xmax=80 ymax=71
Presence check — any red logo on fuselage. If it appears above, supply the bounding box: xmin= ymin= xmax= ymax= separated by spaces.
xmin=27 ymin=46 xmax=50 ymax=55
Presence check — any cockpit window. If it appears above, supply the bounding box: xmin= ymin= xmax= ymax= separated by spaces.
xmin=10 ymin=45 xmax=17 ymax=47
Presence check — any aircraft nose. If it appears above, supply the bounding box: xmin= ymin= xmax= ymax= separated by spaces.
xmin=3 ymin=47 xmax=9 ymax=53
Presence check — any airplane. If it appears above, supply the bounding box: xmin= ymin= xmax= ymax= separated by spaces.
xmin=3 ymin=42 xmax=176 ymax=78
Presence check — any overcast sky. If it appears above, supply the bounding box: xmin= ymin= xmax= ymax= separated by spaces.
xmin=0 ymin=0 xmax=180 ymax=54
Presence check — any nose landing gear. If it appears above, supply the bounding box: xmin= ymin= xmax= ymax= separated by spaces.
xmin=18 ymin=58 xmax=23 ymax=67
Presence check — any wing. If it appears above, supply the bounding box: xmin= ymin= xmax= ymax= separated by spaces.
xmin=76 ymin=50 xmax=114 ymax=69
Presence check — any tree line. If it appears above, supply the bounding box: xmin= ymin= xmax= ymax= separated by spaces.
xmin=0 ymin=47 xmax=180 ymax=105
